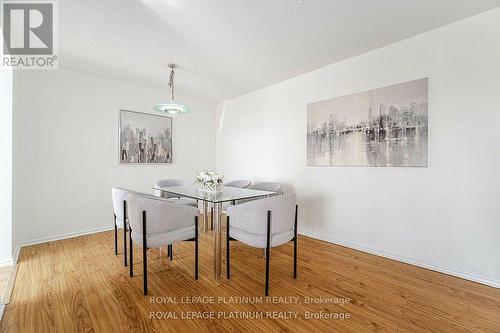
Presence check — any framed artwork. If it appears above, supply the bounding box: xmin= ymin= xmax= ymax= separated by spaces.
xmin=307 ymin=78 xmax=428 ymax=167
xmin=119 ymin=109 xmax=172 ymax=164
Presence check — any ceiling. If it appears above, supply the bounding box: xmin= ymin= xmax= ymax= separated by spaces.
xmin=59 ymin=0 xmax=500 ymax=103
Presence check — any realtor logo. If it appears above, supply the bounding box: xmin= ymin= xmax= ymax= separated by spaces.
xmin=1 ymin=1 xmax=58 ymax=68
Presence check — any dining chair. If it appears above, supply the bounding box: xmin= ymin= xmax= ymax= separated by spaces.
xmin=127 ymin=193 xmax=199 ymax=295
xmin=249 ymin=182 xmax=283 ymax=195
xmin=234 ymin=182 xmax=283 ymax=205
xmin=224 ymin=180 xmax=252 ymax=188
xmin=155 ymin=179 xmax=198 ymax=255
xmin=112 ymin=187 xmax=138 ymax=267
xmin=155 ymin=179 xmax=198 ymax=207
xmin=225 ymin=193 xmax=298 ymax=296
xmin=222 ymin=180 xmax=252 ymax=212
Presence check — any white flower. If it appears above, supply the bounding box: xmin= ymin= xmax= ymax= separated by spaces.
xmin=195 ymin=170 xmax=224 ymax=186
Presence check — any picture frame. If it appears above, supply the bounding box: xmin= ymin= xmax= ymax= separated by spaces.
xmin=118 ymin=109 xmax=173 ymax=164
xmin=307 ymin=78 xmax=428 ymax=167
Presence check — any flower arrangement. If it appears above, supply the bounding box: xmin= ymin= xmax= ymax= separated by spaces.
xmin=195 ymin=170 xmax=224 ymax=192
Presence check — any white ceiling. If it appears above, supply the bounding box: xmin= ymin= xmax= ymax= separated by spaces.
xmin=59 ymin=0 xmax=500 ymax=103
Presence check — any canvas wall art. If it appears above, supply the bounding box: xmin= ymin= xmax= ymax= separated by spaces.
xmin=307 ymin=78 xmax=428 ymax=167
xmin=119 ymin=110 xmax=172 ymax=164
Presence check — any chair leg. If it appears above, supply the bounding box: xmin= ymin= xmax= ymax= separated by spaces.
xmin=195 ymin=216 xmax=199 ymax=280
xmin=265 ymin=210 xmax=271 ymax=296
xmin=114 ymin=214 xmax=118 ymax=255
xmin=142 ymin=211 xmax=147 ymax=295
xmin=123 ymin=200 xmax=128 ymax=267
xmin=293 ymin=237 xmax=297 ymax=279
xmin=210 ymin=207 xmax=214 ymax=231
xmin=226 ymin=216 xmax=230 ymax=279
xmin=294 ymin=204 xmax=298 ymax=279
xmin=129 ymin=227 xmax=133 ymax=277
xmin=169 ymin=244 xmax=173 ymax=260
xmin=123 ymin=226 xmax=128 ymax=266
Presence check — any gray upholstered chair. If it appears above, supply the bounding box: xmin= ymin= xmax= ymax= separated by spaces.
xmin=249 ymin=182 xmax=283 ymax=194
xmin=225 ymin=193 xmax=298 ymax=295
xmin=222 ymin=180 xmax=252 ymax=211
xmin=155 ymin=179 xmax=198 ymax=207
xmin=234 ymin=182 xmax=283 ymax=205
xmin=224 ymin=180 xmax=252 ymax=188
xmin=112 ymin=187 xmax=140 ymax=267
xmin=127 ymin=193 xmax=199 ymax=295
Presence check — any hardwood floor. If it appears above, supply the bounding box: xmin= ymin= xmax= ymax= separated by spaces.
xmin=1 ymin=222 xmax=499 ymax=332
xmin=0 ymin=266 xmax=12 ymax=302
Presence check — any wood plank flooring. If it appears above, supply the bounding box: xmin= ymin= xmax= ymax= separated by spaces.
xmin=1 ymin=222 xmax=499 ymax=332
xmin=0 ymin=266 xmax=12 ymax=300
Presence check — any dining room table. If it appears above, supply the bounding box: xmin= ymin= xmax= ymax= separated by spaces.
xmin=153 ymin=184 xmax=277 ymax=280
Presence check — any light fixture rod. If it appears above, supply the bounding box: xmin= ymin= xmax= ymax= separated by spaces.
xmin=168 ymin=64 xmax=176 ymax=102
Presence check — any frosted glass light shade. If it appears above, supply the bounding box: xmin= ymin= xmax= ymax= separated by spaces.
xmin=153 ymin=103 xmax=191 ymax=114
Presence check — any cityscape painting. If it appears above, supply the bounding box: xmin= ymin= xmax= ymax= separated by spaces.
xmin=119 ymin=110 xmax=172 ymax=164
xmin=307 ymin=78 xmax=428 ymax=167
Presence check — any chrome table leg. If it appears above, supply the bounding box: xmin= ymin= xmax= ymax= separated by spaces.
xmin=213 ymin=202 xmax=222 ymax=279
xmin=203 ymin=200 xmax=208 ymax=232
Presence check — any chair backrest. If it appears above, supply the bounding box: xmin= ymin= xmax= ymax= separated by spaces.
xmin=224 ymin=180 xmax=252 ymax=188
xmin=226 ymin=193 xmax=296 ymax=235
xmin=112 ymin=187 xmax=150 ymax=219
xmin=127 ymin=193 xmax=199 ymax=237
xmin=112 ymin=187 xmax=131 ymax=220
xmin=249 ymin=182 xmax=283 ymax=194
xmin=155 ymin=179 xmax=192 ymax=198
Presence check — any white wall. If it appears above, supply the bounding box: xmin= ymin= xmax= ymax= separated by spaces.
xmin=0 ymin=68 xmax=13 ymax=265
xmin=13 ymin=69 xmax=216 ymax=256
xmin=216 ymin=8 xmax=500 ymax=287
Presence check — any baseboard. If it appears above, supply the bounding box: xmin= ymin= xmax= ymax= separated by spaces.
xmin=299 ymin=230 xmax=500 ymax=289
xmin=13 ymin=225 xmax=115 ymax=264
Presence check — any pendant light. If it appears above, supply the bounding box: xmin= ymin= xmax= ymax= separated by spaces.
xmin=153 ymin=64 xmax=191 ymax=114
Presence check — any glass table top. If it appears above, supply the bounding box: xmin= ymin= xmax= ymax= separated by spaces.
xmin=153 ymin=185 xmax=276 ymax=203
